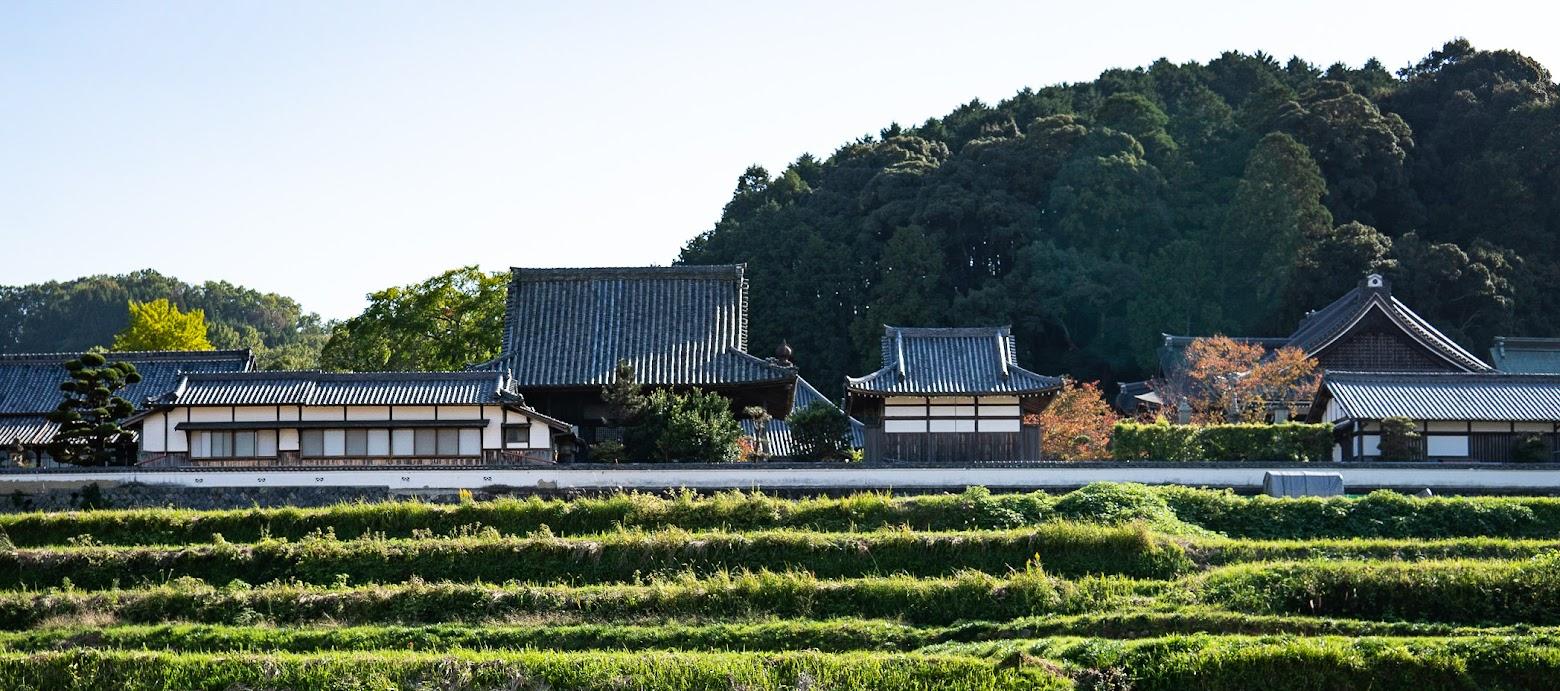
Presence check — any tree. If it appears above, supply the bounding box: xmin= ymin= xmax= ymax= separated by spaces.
xmin=44 ymin=353 xmax=141 ymax=466
xmin=320 ymin=267 xmax=506 ymax=372
xmin=111 ymin=299 xmax=214 ymax=351
xmin=632 ymin=388 xmax=743 ymax=462
xmin=601 ymin=360 xmax=649 ymax=425
xmin=1035 ymin=380 xmax=1119 ymax=460
xmin=786 ymin=402 xmax=852 ymax=460
xmin=1158 ymin=337 xmax=1318 ymax=423
xmin=1215 ymin=132 xmax=1333 ymax=333
xmin=1378 ymin=417 xmax=1422 ymax=461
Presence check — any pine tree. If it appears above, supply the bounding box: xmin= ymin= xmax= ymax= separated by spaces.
xmin=601 ymin=359 xmax=648 ymax=425
xmin=45 ymin=353 xmax=142 ymax=466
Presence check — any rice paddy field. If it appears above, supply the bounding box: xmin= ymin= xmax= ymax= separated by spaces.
xmin=5 ymin=482 xmax=1560 ymax=689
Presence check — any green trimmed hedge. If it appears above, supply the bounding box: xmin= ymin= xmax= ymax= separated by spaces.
xmin=1160 ymin=487 xmax=1560 ymax=539
xmin=1111 ymin=420 xmax=1332 ymax=462
xmin=0 ymin=524 xmax=1193 ymax=589
xmin=1198 ymin=555 xmax=1560 ymax=623
xmin=0 ymin=570 xmax=1141 ymax=628
xmin=0 ymin=649 xmax=1070 ymax=691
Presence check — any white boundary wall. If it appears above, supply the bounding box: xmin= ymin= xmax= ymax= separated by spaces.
xmin=5 ymin=466 xmax=1560 ymax=492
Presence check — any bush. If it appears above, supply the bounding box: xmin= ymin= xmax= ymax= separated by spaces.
xmin=1054 ymin=483 xmax=1176 ymax=527
xmin=1512 ymin=433 xmax=1549 ymax=463
xmin=1111 ymin=421 xmax=1331 ymax=462
xmin=1378 ymin=417 xmax=1422 ymax=461
xmin=633 ymin=388 xmax=744 ymax=462
xmin=786 ymin=402 xmax=853 ymax=460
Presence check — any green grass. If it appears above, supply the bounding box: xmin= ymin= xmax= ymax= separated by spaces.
xmin=7 ymin=484 xmax=1560 ymax=688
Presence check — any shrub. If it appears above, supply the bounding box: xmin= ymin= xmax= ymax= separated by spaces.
xmin=633 ymin=388 xmax=744 ymax=462
xmin=786 ymin=402 xmax=852 ymax=460
xmin=1036 ymin=380 xmax=1119 ymax=460
xmin=1111 ymin=421 xmax=1330 ymax=462
xmin=1054 ymin=483 xmax=1175 ymax=527
xmin=1378 ymin=417 xmax=1422 ymax=461
xmin=1512 ymin=433 xmax=1549 ymax=463
xmin=590 ymin=440 xmax=626 ymax=463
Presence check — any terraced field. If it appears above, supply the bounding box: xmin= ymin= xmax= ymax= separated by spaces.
xmin=4 ymin=483 xmax=1560 ymax=689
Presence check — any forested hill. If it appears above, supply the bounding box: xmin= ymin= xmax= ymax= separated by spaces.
xmin=0 ymin=270 xmax=326 ymax=368
xmin=680 ymin=40 xmax=1560 ymax=397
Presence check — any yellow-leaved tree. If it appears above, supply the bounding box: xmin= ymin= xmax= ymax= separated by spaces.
xmin=111 ymin=299 xmax=214 ymax=352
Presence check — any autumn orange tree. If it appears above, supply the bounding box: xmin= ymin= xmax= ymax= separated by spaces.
xmin=1035 ymin=379 xmax=1119 ymax=460
xmin=1158 ymin=335 xmax=1319 ymax=423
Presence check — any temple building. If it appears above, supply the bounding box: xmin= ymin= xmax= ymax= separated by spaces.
xmin=0 ymin=349 xmax=253 ymax=465
xmin=483 ymin=265 xmax=798 ymax=447
xmin=1310 ymin=371 xmax=1560 ymax=462
xmin=846 ymin=326 xmax=1062 ymax=462
xmin=131 ymin=371 xmax=572 ymax=467
xmin=1120 ymin=273 xmax=1492 ymax=414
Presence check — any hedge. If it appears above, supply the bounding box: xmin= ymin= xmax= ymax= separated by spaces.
xmin=2 ymin=615 xmax=1530 ymax=655
xmin=943 ymin=635 xmax=1560 ymax=691
xmin=0 ymin=570 xmax=1148 ymax=628
xmin=0 ymin=649 xmax=1071 ymax=691
xmin=1159 ymin=487 xmax=1560 ymax=539
xmin=1111 ymin=420 xmax=1332 ymax=462
xmin=1197 ymin=555 xmax=1560 ymax=623
xmin=0 ymin=524 xmax=1194 ymax=589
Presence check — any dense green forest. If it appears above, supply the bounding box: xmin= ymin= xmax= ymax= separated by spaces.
xmin=681 ymin=40 xmax=1560 ymax=395
xmin=0 ymin=270 xmax=327 ymax=369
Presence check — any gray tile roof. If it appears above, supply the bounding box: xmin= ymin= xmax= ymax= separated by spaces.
xmin=1491 ymin=337 xmax=1560 ymax=374
xmin=1318 ymin=371 xmax=1560 ymax=421
xmin=740 ymin=376 xmax=865 ymax=456
xmin=492 ymin=265 xmax=795 ymax=387
xmin=1284 ymin=276 xmax=1491 ymax=371
xmin=158 ymin=371 xmax=522 ymax=407
xmin=846 ymin=326 xmax=1063 ymax=396
xmin=0 ymin=350 xmax=252 ymax=445
xmin=0 ymin=416 xmax=57 ymax=447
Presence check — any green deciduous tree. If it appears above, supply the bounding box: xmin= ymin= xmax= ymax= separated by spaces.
xmin=631 ymin=388 xmax=743 ymax=462
xmin=44 ymin=353 xmax=141 ymax=466
xmin=320 ymin=267 xmax=506 ymax=372
xmin=111 ymin=299 xmax=214 ymax=351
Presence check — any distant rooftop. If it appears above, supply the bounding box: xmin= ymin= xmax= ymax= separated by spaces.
xmin=1317 ymin=371 xmax=1560 ymax=422
xmin=1491 ymin=337 xmax=1560 ymax=374
xmin=491 ymin=264 xmax=794 ymax=388
xmin=847 ymin=326 xmax=1062 ymax=397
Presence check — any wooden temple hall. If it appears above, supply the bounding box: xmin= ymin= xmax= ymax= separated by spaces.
xmin=846 ymin=326 xmax=1062 ymax=462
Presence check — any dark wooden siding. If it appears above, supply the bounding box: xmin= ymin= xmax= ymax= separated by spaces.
xmin=864 ymin=426 xmax=1042 ymax=462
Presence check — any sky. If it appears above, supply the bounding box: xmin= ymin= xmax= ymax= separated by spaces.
xmin=2 ymin=1 xmax=1557 ymax=320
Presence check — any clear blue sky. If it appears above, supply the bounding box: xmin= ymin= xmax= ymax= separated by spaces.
xmin=2 ymin=1 xmax=1555 ymax=319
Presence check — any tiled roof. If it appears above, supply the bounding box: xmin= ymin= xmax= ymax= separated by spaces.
xmin=740 ymin=377 xmax=865 ymax=456
xmin=0 ymin=415 xmax=58 ymax=447
xmin=1491 ymin=337 xmax=1560 ymax=374
xmin=1284 ymin=277 xmax=1490 ymax=372
xmin=1318 ymin=371 xmax=1560 ymax=421
xmin=846 ymin=326 xmax=1062 ymax=396
xmin=157 ymin=371 xmax=522 ymax=407
xmin=0 ymin=350 xmax=253 ymax=416
xmin=492 ymin=265 xmax=795 ymax=387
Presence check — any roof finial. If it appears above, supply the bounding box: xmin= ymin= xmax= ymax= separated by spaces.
xmin=774 ymin=340 xmax=793 ymax=366
xmin=1363 ymin=273 xmax=1389 ymax=294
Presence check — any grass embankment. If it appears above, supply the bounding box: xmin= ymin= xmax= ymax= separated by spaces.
xmin=14 ymin=483 xmax=1560 ymax=546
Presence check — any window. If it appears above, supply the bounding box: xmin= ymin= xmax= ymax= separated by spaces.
xmin=301 ymin=429 xmax=325 ymax=458
xmin=209 ymin=431 xmax=233 ymax=457
xmin=504 ymin=425 xmax=530 ymax=446
xmin=414 ymin=429 xmax=436 ymax=455
xmin=436 ymin=428 xmax=459 ymax=455
xmin=233 ymin=431 xmax=256 ymax=457
xmin=345 ymin=429 xmax=369 ymax=456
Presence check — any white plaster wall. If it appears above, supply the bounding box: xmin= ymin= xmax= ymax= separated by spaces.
xmin=233 ymin=407 xmax=279 ymax=422
xmin=977 ymin=405 xmax=1021 ymax=417
xmin=1428 ymin=436 xmax=1470 ymax=457
xmin=168 ymin=408 xmax=189 ymax=452
xmin=439 ymin=406 xmax=482 ymax=420
xmin=530 ymin=421 xmax=549 ymax=449
xmin=278 ymin=407 xmax=300 ymax=422
xmin=189 ymin=408 xmax=231 ymax=423
xmin=141 ymin=412 xmax=167 ymax=453
xmin=394 ymin=406 xmax=437 ymax=420
xmin=885 ymin=419 xmax=927 ymax=434
xmin=978 ymin=419 xmax=1021 ymax=433
xmin=302 ymin=407 xmax=345 ymax=422
xmin=346 ymin=406 xmax=390 ymax=421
